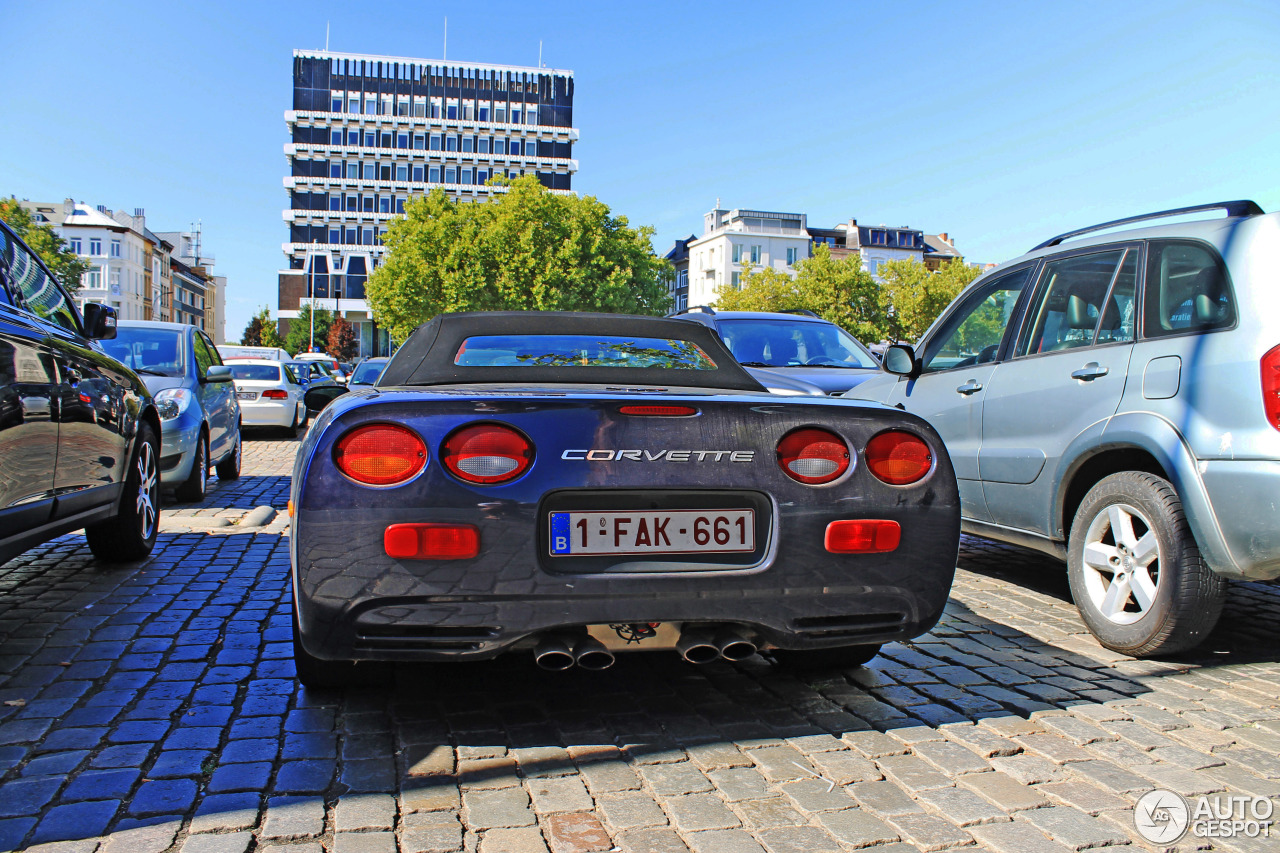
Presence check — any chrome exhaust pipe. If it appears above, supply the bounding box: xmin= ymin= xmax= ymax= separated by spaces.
xmin=677 ymin=629 xmax=721 ymax=664
xmin=573 ymin=636 xmax=615 ymax=671
xmin=714 ymin=629 xmax=757 ymax=662
xmin=533 ymin=635 xmax=577 ymax=671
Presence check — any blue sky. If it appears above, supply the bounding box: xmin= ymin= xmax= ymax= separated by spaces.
xmin=3 ymin=1 xmax=1277 ymax=341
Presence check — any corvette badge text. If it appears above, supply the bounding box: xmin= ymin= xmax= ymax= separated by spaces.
xmin=1134 ymin=789 xmax=1274 ymax=844
xmin=561 ymin=449 xmax=755 ymax=462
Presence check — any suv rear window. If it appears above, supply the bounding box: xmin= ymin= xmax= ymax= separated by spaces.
xmin=1143 ymin=240 xmax=1234 ymax=337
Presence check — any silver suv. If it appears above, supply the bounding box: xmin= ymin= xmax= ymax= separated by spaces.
xmin=847 ymin=201 xmax=1279 ymax=656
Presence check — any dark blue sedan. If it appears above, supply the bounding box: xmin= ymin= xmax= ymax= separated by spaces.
xmin=290 ymin=312 xmax=961 ymax=687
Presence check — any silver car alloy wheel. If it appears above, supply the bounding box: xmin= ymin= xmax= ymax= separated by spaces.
xmin=1080 ymin=502 xmax=1162 ymax=626
xmin=136 ymin=440 xmax=158 ymax=540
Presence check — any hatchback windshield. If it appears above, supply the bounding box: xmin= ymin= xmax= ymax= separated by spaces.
xmin=350 ymin=360 xmax=386 ymax=385
xmin=100 ymin=328 xmax=186 ymax=377
xmin=228 ymin=364 xmax=282 ymax=381
xmin=716 ymin=319 xmax=878 ymax=369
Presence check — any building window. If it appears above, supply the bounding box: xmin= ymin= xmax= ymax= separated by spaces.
xmin=363 ymin=196 xmax=374 ymax=212
xmin=731 ymin=272 xmax=740 ymax=288
xmin=447 ymin=104 xmax=457 ymax=120
xmin=445 ymin=136 xmax=457 ymax=152
xmin=461 ymin=168 xmax=473 ymax=184
xmin=413 ymin=165 xmax=424 ymax=182
xmin=331 ymin=129 xmax=342 ymax=145
xmin=329 ymin=229 xmax=340 ymax=244
xmin=346 ymin=162 xmax=358 ymax=179
xmin=363 ymin=163 xmax=375 ymax=180
xmin=510 ymin=139 xmax=521 ymax=156
xmin=511 ymin=108 xmax=521 ymax=125
xmin=786 ymin=247 xmax=798 ymax=265
xmin=525 ymin=140 xmax=536 ymax=157
xmin=477 ymin=169 xmax=489 ymax=185
xmin=396 ymin=198 xmax=405 ymax=214
xmin=345 ymin=194 xmax=357 ymax=211
xmin=362 ymin=227 xmax=373 ymax=245
xmin=429 ymin=166 xmax=441 ymax=183
xmin=331 ymin=95 xmax=343 ymax=112
xmin=345 ymin=228 xmax=356 ymax=244
xmin=413 ymin=97 xmax=426 ymax=116
xmin=85 ymin=267 xmax=102 ymax=288
xmin=90 ymin=238 xmax=101 ymax=255
xmin=494 ymin=139 xmax=506 ymax=155
xmin=732 ymin=244 xmax=742 ymax=263
xmin=413 ymin=134 xmax=425 ymax=150
xmin=396 ymin=164 xmax=408 ymax=181
xmin=381 ymin=132 xmax=392 ymax=148
xmin=396 ymin=133 xmax=407 ymax=149
xmin=365 ymin=132 xmax=375 ymax=147
xmin=750 ymin=245 xmax=761 ymax=264
xmin=430 ymin=134 xmax=441 ymax=151
xmin=330 ymin=196 xmax=341 ymax=211
xmin=871 ymin=231 xmax=885 ymax=245
xmin=346 ymin=130 xmax=358 ymax=145
xmin=365 ymin=96 xmax=376 ymax=115
xmin=462 ymin=136 xmax=473 ymax=153
xmin=478 ymin=105 xmax=489 ymax=122
xmin=68 ymin=238 xmax=82 ymax=254
xmin=445 ymin=167 xmax=457 ymax=183
xmin=478 ymin=137 xmax=489 ymax=154
xmin=380 ymin=196 xmax=391 ymax=212
xmin=330 ymin=162 xmax=342 ymax=178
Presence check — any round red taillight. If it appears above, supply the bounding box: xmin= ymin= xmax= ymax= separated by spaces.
xmin=865 ymin=430 xmax=933 ymax=485
xmin=441 ymin=423 xmax=534 ymax=484
xmin=776 ymin=427 xmax=850 ymax=485
xmin=334 ymin=424 xmax=427 ymax=486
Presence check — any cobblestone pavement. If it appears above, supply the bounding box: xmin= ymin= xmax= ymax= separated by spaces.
xmin=1 ymin=433 xmax=1277 ymax=853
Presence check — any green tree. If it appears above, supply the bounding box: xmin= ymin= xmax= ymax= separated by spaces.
xmin=327 ymin=315 xmax=359 ymax=361
xmin=715 ymin=244 xmax=882 ymax=342
xmin=876 ymin=258 xmax=981 ymax=343
xmin=365 ymin=175 xmax=672 ymax=343
xmin=285 ymin=304 xmax=333 ymax=356
xmin=0 ymin=196 xmax=91 ymax=293
xmin=241 ymin=305 xmax=285 ymax=348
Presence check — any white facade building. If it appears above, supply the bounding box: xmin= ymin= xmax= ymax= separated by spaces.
xmin=280 ymin=49 xmax=578 ymax=356
xmin=685 ymin=208 xmax=812 ymax=308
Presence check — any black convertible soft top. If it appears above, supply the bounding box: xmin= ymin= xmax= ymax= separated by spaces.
xmin=378 ymin=312 xmax=768 ymax=392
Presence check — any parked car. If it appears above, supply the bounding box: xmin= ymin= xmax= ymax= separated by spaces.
xmin=225 ymin=359 xmax=308 ymax=434
xmin=846 ymin=200 xmax=1280 ymax=656
xmin=672 ymin=308 xmax=882 ymax=395
xmin=286 ymin=360 xmax=338 ymax=390
xmin=217 ymin=344 xmax=291 ymax=362
xmin=295 ymin=352 xmax=349 ymax=384
xmin=348 ymin=356 xmax=389 ymax=387
xmin=290 ymin=311 xmax=961 ymax=687
xmin=0 ymin=220 xmax=163 ymax=564
xmin=101 ymin=321 xmax=241 ymax=502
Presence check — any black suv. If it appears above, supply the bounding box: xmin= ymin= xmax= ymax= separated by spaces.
xmin=0 ymin=221 xmax=162 ymax=564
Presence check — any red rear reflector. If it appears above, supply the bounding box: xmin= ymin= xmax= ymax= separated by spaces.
xmin=865 ymin=430 xmax=933 ymax=485
xmin=618 ymin=405 xmax=699 ymax=417
xmin=334 ymin=424 xmax=427 ymax=486
xmin=441 ymin=423 xmax=534 ymax=484
xmin=825 ymin=519 xmax=901 ymax=553
xmin=776 ymin=427 xmax=850 ymax=484
xmin=1263 ymin=343 xmax=1280 ymax=433
xmin=384 ymin=523 xmax=480 ymax=559
xmin=262 ymin=389 xmax=288 ymax=399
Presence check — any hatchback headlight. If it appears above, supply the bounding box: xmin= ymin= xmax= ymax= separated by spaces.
xmin=155 ymin=387 xmax=193 ymax=421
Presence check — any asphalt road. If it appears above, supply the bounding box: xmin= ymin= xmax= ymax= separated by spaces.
xmin=0 ymin=432 xmax=1276 ymax=853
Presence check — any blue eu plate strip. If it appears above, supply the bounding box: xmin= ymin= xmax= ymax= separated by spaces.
xmin=549 ymin=512 xmax=571 ymax=554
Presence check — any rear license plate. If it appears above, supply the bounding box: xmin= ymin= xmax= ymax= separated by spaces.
xmin=236 ymin=391 xmax=257 ymax=400
xmin=550 ymin=510 xmax=754 ymax=556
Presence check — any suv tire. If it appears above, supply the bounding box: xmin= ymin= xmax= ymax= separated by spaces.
xmin=1068 ymin=472 xmax=1226 ymax=657
xmin=86 ymin=423 xmax=160 ymax=562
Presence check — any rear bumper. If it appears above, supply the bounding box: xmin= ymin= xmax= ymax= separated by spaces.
xmin=1195 ymin=459 xmax=1280 ymax=580
xmin=240 ymin=399 xmax=296 ymax=428
xmin=292 ymin=499 xmax=960 ymax=663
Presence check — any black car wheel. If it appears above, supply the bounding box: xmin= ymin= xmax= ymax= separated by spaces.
xmin=175 ymin=432 xmax=208 ymax=502
xmin=86 ymin=422 xmax=159 ymax=562
xmin=770 ymin=644 xmax=881 ymax=671
xmin=1068 ymin=471 xmax=1227 ymax=657
xmin=216 ymin=425 xmax=242 ymax=480
xmin=292 ymin=605 xmax=384 ymax=689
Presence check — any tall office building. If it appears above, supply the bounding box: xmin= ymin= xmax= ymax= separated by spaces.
xmin=280 ymin=49 xmax=578 ymax=355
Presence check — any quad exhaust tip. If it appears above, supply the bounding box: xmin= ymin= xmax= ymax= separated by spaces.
xmin=533 ymin=635 xmax=576 ymax=671
xmin=714 ymin=629 xmax=758 ymax=661
xmin=677 ymin=629 xmax=721 ymax=664
xmin=573 ymin=636 xmax=615 ymax=670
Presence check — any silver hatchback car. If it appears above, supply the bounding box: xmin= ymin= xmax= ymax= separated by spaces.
xmin=847 ymin=201 xmax=1279 ymax=656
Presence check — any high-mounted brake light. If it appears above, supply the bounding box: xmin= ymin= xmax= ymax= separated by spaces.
xmin=825 ymin=519 xmax=901 ymax=553
xmin=1263 ymin=344 xmax=1280 ymax=433
xmin=865 ymin=430 xmax=933 ymax=485
xmin=385 ymin=523 xmax=480 ymax=560
xmin=776 ymin=428 xmax=850 ymax=485
xmin=262 ymin=389 xmax=288 ymax=399
xmin=618 ymin=405 xmax=699 ymax=417
xmin=441 ymin=423 xmax=534 ymax=484
xmin=334 ymin=424 xmax=427 ymax=486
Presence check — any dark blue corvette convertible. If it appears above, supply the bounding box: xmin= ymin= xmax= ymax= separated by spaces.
xmin=292 ymin=311 xmax=961 ymax=687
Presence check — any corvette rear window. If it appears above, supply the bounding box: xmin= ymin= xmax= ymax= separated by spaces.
xmin=454 ymin=335 xmax=718 ymax=369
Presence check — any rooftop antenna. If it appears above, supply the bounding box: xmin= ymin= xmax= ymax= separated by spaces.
xmin=443 ymin=17 xmax=447 ymax=60
xmin=539 ymin=40 xmax=543 ymax=67
xmin=325 ymin=21 xmax=329 ymax=51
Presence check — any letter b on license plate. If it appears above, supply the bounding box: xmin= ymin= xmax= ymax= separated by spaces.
xmin=550 ymin=510 xmax=754 ymax=556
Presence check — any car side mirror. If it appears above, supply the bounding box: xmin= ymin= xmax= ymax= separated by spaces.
xmin=82 ymin=303 xmax=117 ymax=340
xmin=882 ymin=344 xmax=918 ymax=377
xmin=305 ymin=384 xmax=348 ymax=413
xmin=205 ymin=365 xmax=233 ymax=383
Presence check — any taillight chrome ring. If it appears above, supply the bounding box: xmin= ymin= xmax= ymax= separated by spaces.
xmin=776 ymin=427 xmax=854 ymax=486
xmin=333 ymin=422 xmax=429 ymax=487
xmin=864 ymin=429 xmax=935 ymax=486
xmin=440 ymin=422 xmax=535 ymax=485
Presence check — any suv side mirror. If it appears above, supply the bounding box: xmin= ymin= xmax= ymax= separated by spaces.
xmin=82 ymin=303 xmax=117 ymax=340
xmin=205 ymin=365 xmax=233 ymax=383
xmin=882 ymin=344 xmax=918 ymax=377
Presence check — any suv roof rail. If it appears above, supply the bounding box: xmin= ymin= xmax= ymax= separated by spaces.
xmin=1031 ymin=200 xmax=1265 ymax=251
xmin=777 ymin=309 xmax=820 ymax=318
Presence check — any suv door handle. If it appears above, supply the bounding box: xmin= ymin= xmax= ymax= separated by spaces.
xmin=956 ymin=379 xmax=983 ymax=395
xmin=1071 ymin=363 xmax=1109 ymax=381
